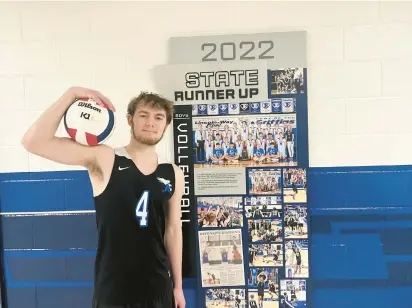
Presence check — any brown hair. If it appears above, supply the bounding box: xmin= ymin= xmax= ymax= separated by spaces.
xmin=127 ymin=91 xmax=174 ymax=124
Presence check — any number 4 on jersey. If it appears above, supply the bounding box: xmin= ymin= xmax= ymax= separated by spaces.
xmin=135 ymin=190 xmax=150 ymax=227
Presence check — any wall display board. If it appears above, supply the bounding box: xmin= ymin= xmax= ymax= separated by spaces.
xmin=0 ymin=214 xmax=5 ymax=308
xmin=153 ymin=31 xmax=310 ymax=308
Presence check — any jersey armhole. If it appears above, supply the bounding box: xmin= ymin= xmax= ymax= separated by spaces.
xmin=92 ymin=147 xmax=116 ymax=198
xmin=157 ymin=154 xmax=178 ymax=199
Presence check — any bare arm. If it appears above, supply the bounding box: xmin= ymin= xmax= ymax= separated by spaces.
xmin=164 ymin=164 xmax=185 ymax=291
xmin=21 ymin=87 xmax=115 ymax=169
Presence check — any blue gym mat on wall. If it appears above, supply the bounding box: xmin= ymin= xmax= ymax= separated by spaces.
xmin=1 ymin=165 xmax=412 ymax=308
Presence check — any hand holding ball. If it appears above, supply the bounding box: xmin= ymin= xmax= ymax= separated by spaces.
xmin=64 ymin=98 xmax=115 ymax=146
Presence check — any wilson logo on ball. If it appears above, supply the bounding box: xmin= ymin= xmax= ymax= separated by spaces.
xmin=63 ymin=98 xmax=115 ymax=146
xmin=77 ymin=101 xmax=102 ymax=113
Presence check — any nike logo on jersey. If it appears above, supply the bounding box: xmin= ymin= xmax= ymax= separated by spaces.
xmin=118 ymin=166 xmax=130 ymax=171
xmin=157 ymin=177 xmax=172 ymax=193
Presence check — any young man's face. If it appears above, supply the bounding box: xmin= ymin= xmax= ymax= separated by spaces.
xmin=128 ymin=103 xmax=168 ymax=146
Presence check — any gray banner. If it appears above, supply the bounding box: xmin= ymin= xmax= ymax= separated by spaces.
xmin=151 ymin=60 xmax=269 ymax=104
xmin=168 ymin=31 xmax=307 ymax=69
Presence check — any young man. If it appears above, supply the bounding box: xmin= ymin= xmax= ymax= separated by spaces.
xmin=21 ymin=86 xmax=186 ymax=308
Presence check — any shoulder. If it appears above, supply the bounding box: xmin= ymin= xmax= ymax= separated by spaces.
xmin=157 ymin=155 xmax=184 ymax=197
xmin=155 ymin=154 xmax=182 ymax=196
xmin=112 ymin=146 xmax=129 ymax=158
xmin=172 ymin=163 xmax=184 ymax=181
xmin=90 ymin=145 xmax=134 ymax=177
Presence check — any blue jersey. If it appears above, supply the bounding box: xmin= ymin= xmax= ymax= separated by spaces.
xmin=253 ymin=148 xmax=265 ymax=157
xmin=213 ymin=148 xmax=224 ymax=159
xmin=249 ymin=268 xmax=258 ymax=286
xmin=267 ymin=147 xmax=278 ymax=155
xmin=227 ymin=148 xmax=238 ymax=157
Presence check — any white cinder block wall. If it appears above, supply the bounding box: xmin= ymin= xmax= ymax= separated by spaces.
xmin=0 ymin=1 xmax=411 ymax=173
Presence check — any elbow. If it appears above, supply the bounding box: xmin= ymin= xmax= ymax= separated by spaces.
xmin=21 ymin=134 xmax=33 ymax=152
xmin=21 ymin=133 xmax=41 ymax=154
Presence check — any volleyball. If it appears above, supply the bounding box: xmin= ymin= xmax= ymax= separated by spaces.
xmin=63 ymin=98 xmax=115 ymax=146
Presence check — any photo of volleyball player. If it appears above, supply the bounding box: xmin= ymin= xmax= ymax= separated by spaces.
xmin=270 ymin=68 xmax=304 ymax=95
xmin=200 ymin=231 xmax=243 ymax=267
xmin=192 ymin=114 xmax=297 ymax=168
xmin=248 ymin=244 xmax=283 ymax=267
xmin=248 ymin=268 xmax=279 ymax=307
xmin=244 ymin=196 xmax=282 ymax=219
xmin=247 ymin=219 xmax=283 ymax=243
xmin=205 ymin=289 xmax=246 ymax=308
xmin=202 ymin=270 xmax=221 ymax=286
xmin=197 ymin=196 xmax=243 ymax=228
xmin=284 ymin=205 xmax=307 ymax=239
xmin=284 ymin=240 xmax=309 ymax=278
xmin=279 ymin=280 xmax=307 ymax=308
xmin=199 ymin=229 xmax=245 ymax=287
xmin=283 ymin=168 xmax=307 ymax=203
xmin=247 ymin=168 xmax=282 ymax=195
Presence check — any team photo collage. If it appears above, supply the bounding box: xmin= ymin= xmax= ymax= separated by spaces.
xmin=194 ymin=68 xmax=308 ymax=308
xmin=198 ymin=168 xmax=308 ymax=308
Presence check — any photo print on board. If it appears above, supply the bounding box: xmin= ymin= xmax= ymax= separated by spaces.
xmin=280 ymin=279 xmax=307 ymax=308
xmin=247 ymin=219 xmax=283 ymax=244
xmin=197 ymin=196 xmax=243 ymax=228
xmin=270 ymin=68 xmax=304 ymax=95
xmin=284 ymin=204 xmax=308 ymax=239
xmin=244 ymin=195 xmax=282 ymax=220
xmin=193 ymin=114 xmax=298 ymax=168
xmin=199 ymin=228 xmax=245 ymax=287
xmin=248 ymin=268 xmax=279 ymax=306
xmin=204 ymin=288 xmax=246 ymax=308
xmin=248 ymin=243 xmax=284 ymax=267
xmin=283 ymin=168 xmax=307 ymax=203
xmin=285 ymin=239 xmax=309 ymax=279
xmin=247 ymin=168 xmax=282 ymax=195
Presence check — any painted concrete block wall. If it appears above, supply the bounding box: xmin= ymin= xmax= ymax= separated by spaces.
xmin=1 ymin=1 xmax=412 ymax=171
xmin=0 ymin=1 xmax=412 ymax=308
